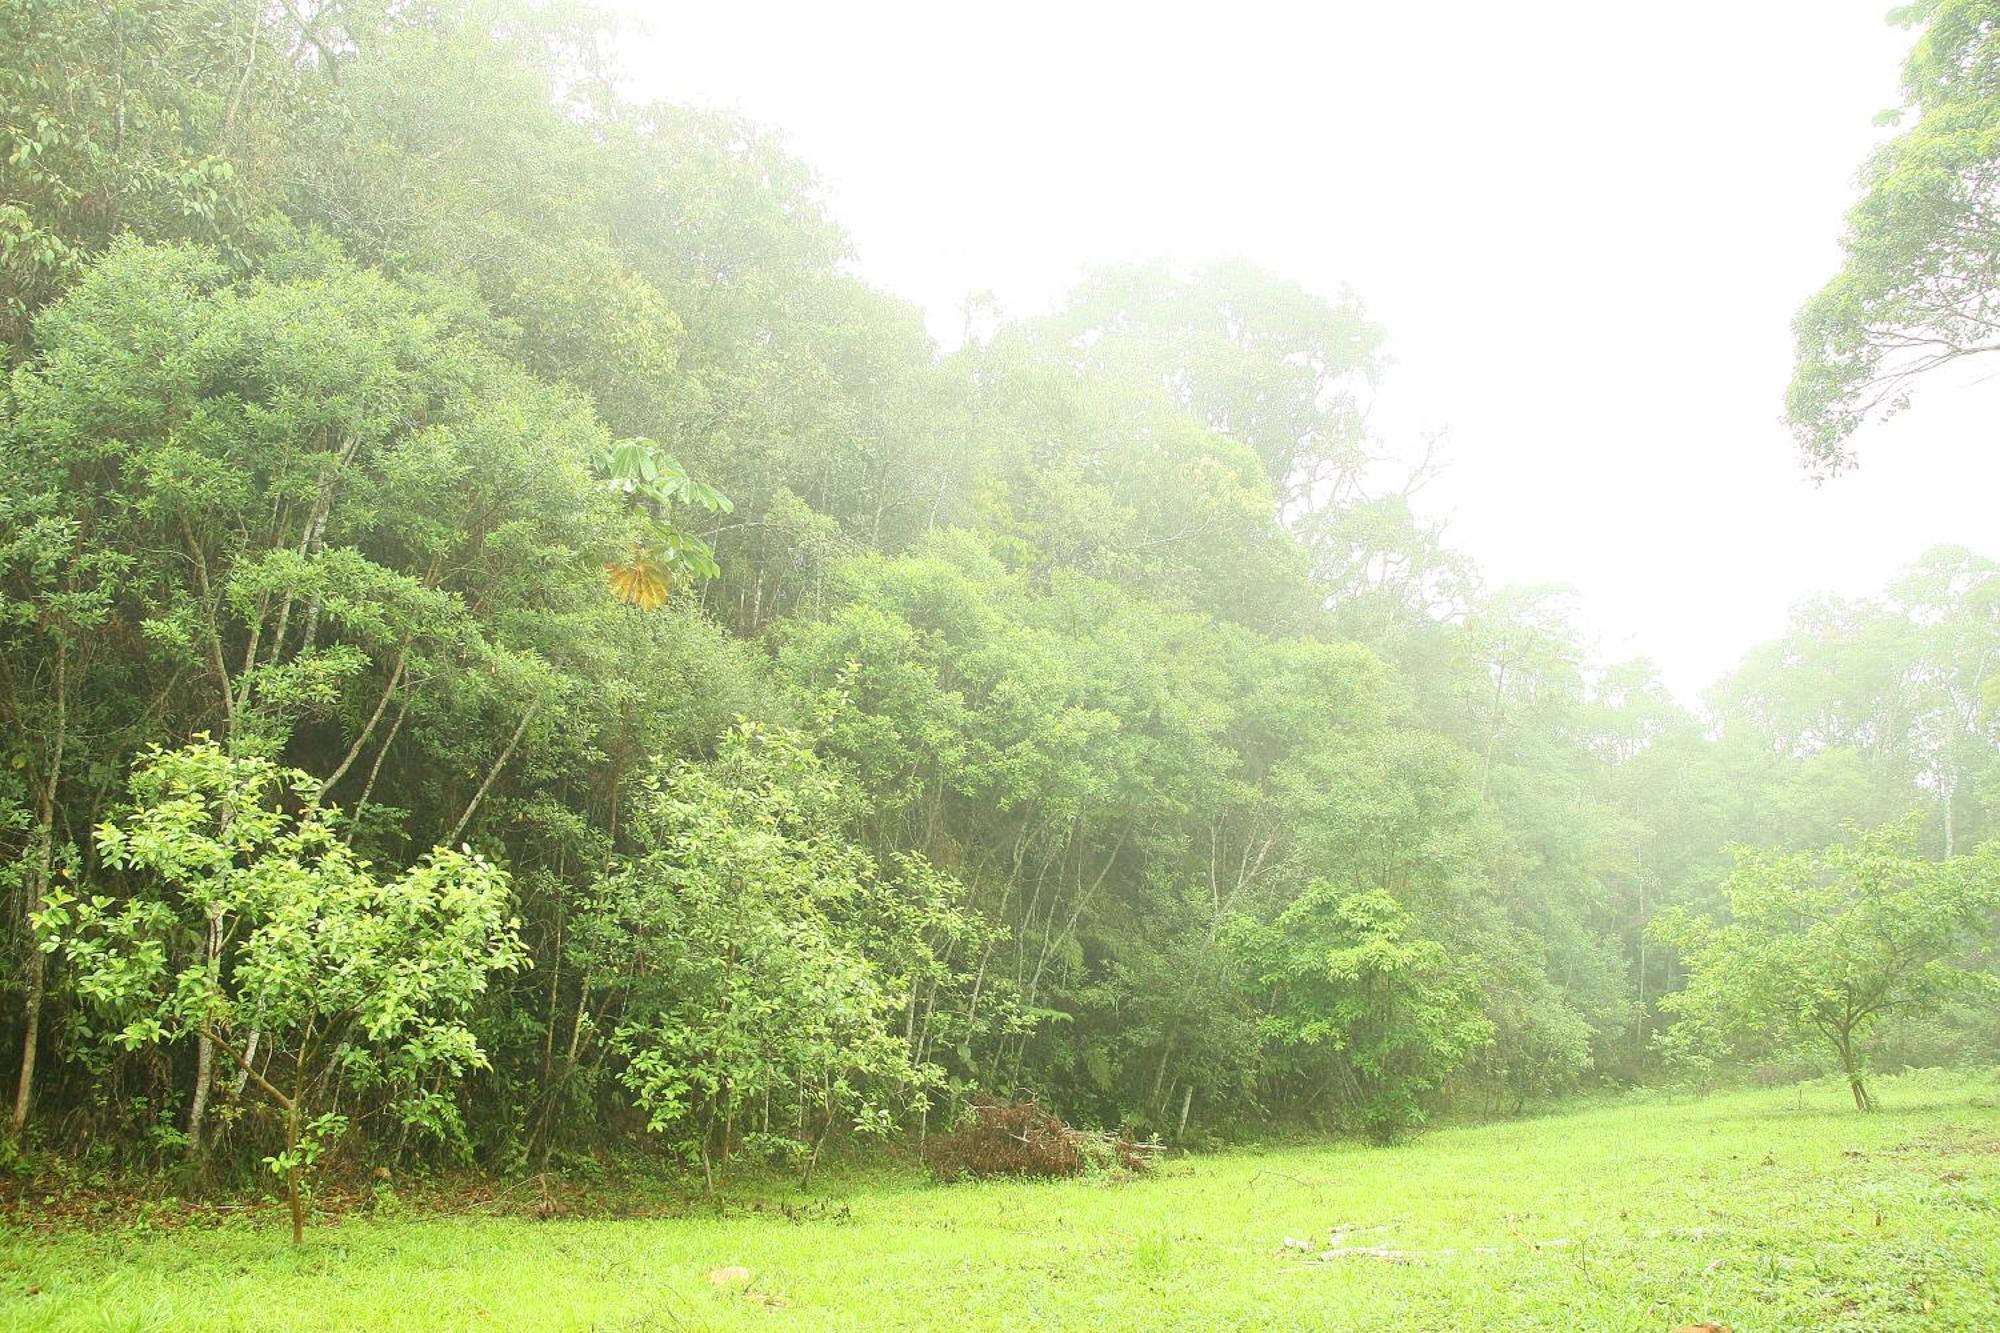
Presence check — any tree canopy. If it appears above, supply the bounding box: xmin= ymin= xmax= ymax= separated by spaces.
xmin=1789 ymin=0 xmax=2000 ymax=470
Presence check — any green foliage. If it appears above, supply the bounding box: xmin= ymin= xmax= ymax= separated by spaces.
xmin=49 ymin=739 xmax=524 ymax=1236
xmin=0 ymin=0 xmax=291 ymax=348
xmin=1462 ymin=933 xmax=1596 ymax=1113
xmin=596 ymin=437 xmax=732 ymax=606
xmin=1653 ymin=821 xmax=2000 ymax=1110
xmin=0 ymin=0 xmax=1994 ymax=1198
xmin=1709 ymin=547 xmax=2000 ymax=857
xmin=1789 ymin=0 xmax=2000 ymax=469
xmin=1037 ymin=260 xmax=1382 ymax=507
xmin=1235 ymin=886 xmax=1492 ymax=1138
xmin=585 ymin=725 xmax=959 ymax=1189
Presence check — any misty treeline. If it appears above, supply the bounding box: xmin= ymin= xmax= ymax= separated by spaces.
xmin=1 ymin=0 xmax=1996 ymax=1194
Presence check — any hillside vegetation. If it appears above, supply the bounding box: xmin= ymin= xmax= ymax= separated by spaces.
xmin=0 ymin=1 xmax=1996 ymax=1223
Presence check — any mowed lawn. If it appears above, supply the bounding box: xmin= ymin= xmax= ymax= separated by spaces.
xmin=5 ymin=1074 xmax=1999 ymax=1332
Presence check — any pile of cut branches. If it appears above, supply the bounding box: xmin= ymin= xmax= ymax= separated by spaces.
xmin=927 ymin=1098 xmax=1163 ymax=1180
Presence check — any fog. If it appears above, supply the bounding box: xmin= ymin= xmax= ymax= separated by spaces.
xmin=611 ymin=0 xmax=2000 ymax=698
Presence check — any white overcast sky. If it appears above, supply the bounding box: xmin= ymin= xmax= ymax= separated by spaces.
xmin=608 ymin=0 xmax=1999 ymax=699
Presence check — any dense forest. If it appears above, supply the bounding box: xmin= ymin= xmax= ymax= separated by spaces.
xmin=1 ymin=0 xmax=1995 ymax=1210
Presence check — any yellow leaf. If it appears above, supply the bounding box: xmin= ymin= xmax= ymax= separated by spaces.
xmin=605 ymin=553 xmax=671 ymax=611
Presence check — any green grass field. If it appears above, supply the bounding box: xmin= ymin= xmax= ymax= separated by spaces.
xmin=5 ymin=1073 xmax=1999 ymax=1331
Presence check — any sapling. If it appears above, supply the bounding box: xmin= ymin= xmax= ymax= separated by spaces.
xmin=46 ymin=740 xmax=525 ymax=1240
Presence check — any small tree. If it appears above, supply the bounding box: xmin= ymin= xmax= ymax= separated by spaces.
xmin=42 ymin=741 xmax=526 ymax=1239
xmin=1651 ymin=822 xmax=1998 ymax=1111
xmin=589 ymin=725 xmax=933 ymax=1191
xmin=1235 ymin=885 xmax=1491 ymax=1139
xmin=1466 ymin=940 xmax=1595 ymax=1115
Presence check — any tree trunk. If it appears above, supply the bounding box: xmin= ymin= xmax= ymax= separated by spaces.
xmin=186 ymin=909 xmax=224 ymax=1155
xmin=187 ymin=1025 xmax=214 ymax=1155
xmin=11 ymin=950 xmax=45 ymax=1138
xmin=286 ymin=1030 xmax=311 ymax=1244
xmin=445 ymin=694 xmax=541 ymax=846
xmin=802 ymin=1108 xmax=835 ymax=1191
xmin=11 ymin=637 xmax=67 ymax=1137
xmin=1836 ymin=1032 xmax=1874 ymax=1112
xmin=285 ymin=1101 xmax=305 ymax=1244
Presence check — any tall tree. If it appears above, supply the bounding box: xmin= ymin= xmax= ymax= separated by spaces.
xmin=1788 ymin=0 xmax=2000 ymax=470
